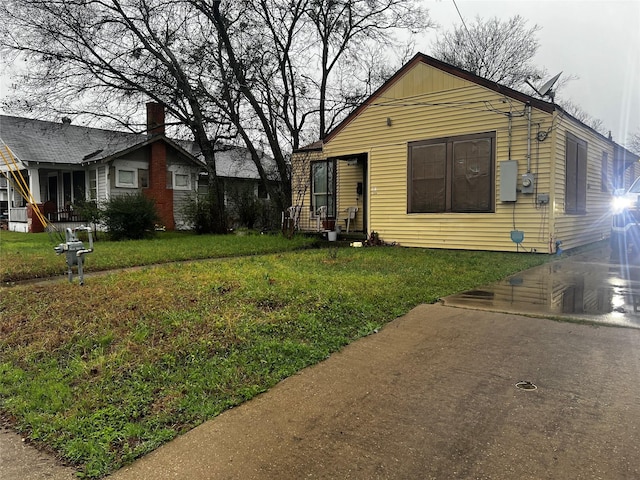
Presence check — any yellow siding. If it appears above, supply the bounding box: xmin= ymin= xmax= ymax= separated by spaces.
xmin=551 ymin=114 xmax=615 ymax=250
xmin=291 ymin=59 xmax=617 ymax=253
xmin=323 ymin=61 xmax=556 ymax=252
xmin=383 ymin=62 xmax=473 ymax=98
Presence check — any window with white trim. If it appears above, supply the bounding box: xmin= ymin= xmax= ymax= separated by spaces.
xmin=116 ymin=168 xmax=137 ymax=188
xmin=88 ymin=169 xmax=97 ymax=200
xmin=311 ymin=159 xmax=336 ymax=217
xmin=172 ymin=172 xmax=191 ymax=190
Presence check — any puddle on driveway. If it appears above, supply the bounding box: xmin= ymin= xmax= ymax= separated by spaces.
xmin=442 ymin=246 xmax=640 ymax=329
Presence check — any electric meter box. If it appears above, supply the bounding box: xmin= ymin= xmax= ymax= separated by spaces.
xmin=499 ymin=160 xmax=518 ymax=202
xmin=522 ymin=173 xmax=535 ymax=194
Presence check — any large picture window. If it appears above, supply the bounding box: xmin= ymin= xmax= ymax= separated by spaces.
xmin=408 ymin=132 xmax=495 ymax=213
xmin=565 ymin=133 xmax=587 ymax=214
xmin=311 ymin=159 xmax=336 ymax=217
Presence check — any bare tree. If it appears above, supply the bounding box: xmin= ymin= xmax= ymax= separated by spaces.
xmin=558 ymin=99 xmax=608 ymax=136
xmin=306 ymin=0 xmax=430 ymax=138
xmin=0 ymin=0 xmax=431 ymax=223
xmin=0 ymin=0 xmax=234 ymax=232
xmin=431 ymin=15 xmax=545 ymax=90
xmin=628 ymin=129 xmax=640 ymax=155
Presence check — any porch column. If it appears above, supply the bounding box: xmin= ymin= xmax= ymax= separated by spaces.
xmin=28 ymin=168 xmax=42 ymax=203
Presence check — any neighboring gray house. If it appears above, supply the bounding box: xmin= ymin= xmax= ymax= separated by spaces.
xmin=0 ymin=103 xmax=277 ymax=232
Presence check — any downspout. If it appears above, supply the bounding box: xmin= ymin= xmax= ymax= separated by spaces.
xmin=367 ymin=147 xmax=372 ymax=237
xmin=526 ymin=103 xmax=532 ymax=173
xmin=548 ymin=109 xmax=559 ymax=253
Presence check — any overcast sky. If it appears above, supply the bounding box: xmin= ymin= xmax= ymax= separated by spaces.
xmin=419 ymin=0 xmax=640 ymax=146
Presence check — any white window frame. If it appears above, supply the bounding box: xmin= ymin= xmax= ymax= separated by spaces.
xmin=116 ymin=168 xmax=138 ymax=188
xmin=88 ymin=169 xmax=98 ymax=200
xmin=173 ymin=172 xmax=191 ymax=190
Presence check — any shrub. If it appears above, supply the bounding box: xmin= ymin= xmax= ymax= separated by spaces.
xmin=227 ymin=186 xmax=277 ymax=231
xmin=182 ymin=192 xmax=227 ymax=234
xmin=234 ymin=188 xmax=261 ymax=229
xmin=73 ymin=200 xmax=103 ymax=238
xmin=101 ymin=194 xmax=159 ymax=240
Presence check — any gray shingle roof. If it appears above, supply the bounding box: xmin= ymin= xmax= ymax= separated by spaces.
xmin=0 ymin=114 xmax=278 ymax=180
xmin=0 ymin=115 xmax=146 ymax=166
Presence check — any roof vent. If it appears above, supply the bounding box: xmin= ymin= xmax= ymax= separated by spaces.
xmin=61 ymin=116 xmax=72 ymax=125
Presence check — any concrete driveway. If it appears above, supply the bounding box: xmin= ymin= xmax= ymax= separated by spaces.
xmin=3 ymin=246 xmax=640 ymax=479
xmin=443 ymin=244 xmax=640 ymax=329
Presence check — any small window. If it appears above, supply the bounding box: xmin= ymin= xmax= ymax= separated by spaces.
xmin=173 ymin=172 xmax=191 ymax=190
xmin=565 ymin=133 xmax=587 ymax=214
xmin=88 ymin=169 xmax=97 ymax=200
xmin=116 ymin=168 xmax=137 ymax=187
xmin=258 ymin=183 xmax=268 ymax=199
xmin=601 ymin=152 xmax=608 ymax=193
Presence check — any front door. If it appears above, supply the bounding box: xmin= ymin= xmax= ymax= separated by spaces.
xmin=48 ymin=175 xmax=58 ymax=204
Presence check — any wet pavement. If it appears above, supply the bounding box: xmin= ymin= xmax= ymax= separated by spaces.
xmin=442 ymin=245 xmax=640 ymax=329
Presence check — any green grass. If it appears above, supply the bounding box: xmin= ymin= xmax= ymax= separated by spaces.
xmin=0 ymin=230 xmax=317 ymax=283
xmin=0 ymin=235 xmax=548 ymax=478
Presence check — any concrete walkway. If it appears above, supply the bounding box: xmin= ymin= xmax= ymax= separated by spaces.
xmin=0 ymin=426 xmax=76 ymax=480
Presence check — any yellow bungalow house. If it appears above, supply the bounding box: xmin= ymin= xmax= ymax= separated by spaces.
xmin=291 ymin=53 xmax=639 ymax=253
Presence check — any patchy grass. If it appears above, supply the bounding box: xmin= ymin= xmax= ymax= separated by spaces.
xmin=0 ymin=244 xmax=547 ymax=478
xmin=0 ymin=230 xmax=317 ymax=283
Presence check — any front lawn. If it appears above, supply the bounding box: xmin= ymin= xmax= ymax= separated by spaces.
xmin=0 ymin=230 xmax=316 ymax=283
xmin=0 ymin=237 xmax=547 ymax=478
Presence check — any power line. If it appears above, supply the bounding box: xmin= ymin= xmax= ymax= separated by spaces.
xmin=451 ymin=0 xmax=490 ymax=77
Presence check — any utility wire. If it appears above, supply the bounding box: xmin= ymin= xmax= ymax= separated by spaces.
xmin=451 ymin=0 xmax=491 ymax=78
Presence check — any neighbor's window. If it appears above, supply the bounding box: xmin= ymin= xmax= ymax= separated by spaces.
xmin=88 ymin=169 xmax=97 ymax=200
xmin=173 ymin=172 xmax=190 ymax=190
xmin=116 ymin=168 xmax=137 ymax=188
xmin=258 ymin=183 xmax=268 ymax=199
xmin=565 ymin=132 xmax=587 ymax=214
xmin=139 ymin=169 xmax=149 ymax=189
xmin=408 ymin=132 xmax=495 ymax=213
xmin=601 ymin=152 xmax=608 ymax=193
xmin=311 ymin=159 xmax=336 ymax=217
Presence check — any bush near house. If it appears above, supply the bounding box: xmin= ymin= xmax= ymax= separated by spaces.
xmin=101 ymin=194 xmax=160 ymax=240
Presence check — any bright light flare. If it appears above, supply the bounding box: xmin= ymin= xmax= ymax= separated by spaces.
xmin=612 ymin=196 xmax=635 ymax=214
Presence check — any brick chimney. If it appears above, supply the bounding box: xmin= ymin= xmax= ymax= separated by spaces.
xmin=146 ymin=101 xmax=165 ymax=136
xmin=144 ymin=102 xmax=174 ymax=229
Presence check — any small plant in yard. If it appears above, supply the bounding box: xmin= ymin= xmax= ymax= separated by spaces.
xmin=181 ymin=192 xmax=227 ymax=234
xmin=326 ymin=247 xmax=339 ymax=261
xmin=101 ymin=193 xmax=159 ymax=240
xmin=73 ymin=199 xmax=103 ymax=239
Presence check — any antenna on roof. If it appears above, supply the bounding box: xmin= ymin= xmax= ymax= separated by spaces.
xmin=525 ymin=72 xmax=562 ymax=102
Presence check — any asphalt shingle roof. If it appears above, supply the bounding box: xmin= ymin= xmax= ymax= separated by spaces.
xmin=0 ymin=114 xmax=279 ymax=180
xmin=0 ymin=115 xmax=146 ymax=166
